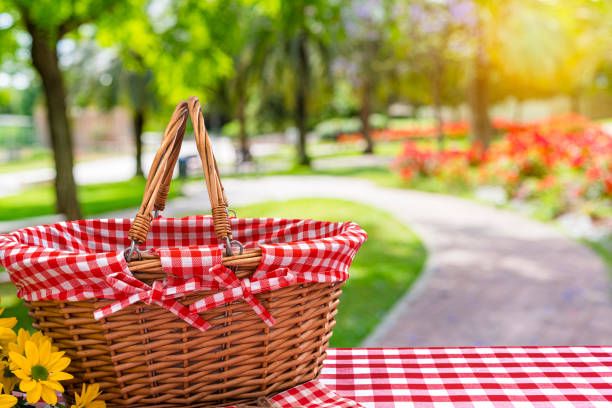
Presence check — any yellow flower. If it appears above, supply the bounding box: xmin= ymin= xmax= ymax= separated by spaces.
xmin=71 ymin=383 xmax=106 ymax=408
xmin=9 ymin=340 xmax=73 ymax=405
xmin=0 ymin=384 xmax=16 ymax=408
xmin=0 ymin=361 xmax=18 ymax=395
xmin=8 ymin=330 xmax=56 ymax=370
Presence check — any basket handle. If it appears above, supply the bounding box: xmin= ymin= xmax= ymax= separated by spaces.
xmin=127 ymin=96 xmax=232 ymax=256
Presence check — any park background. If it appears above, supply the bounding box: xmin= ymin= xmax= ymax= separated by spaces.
xmin=1 ymin=0 xmax=612 ymax=347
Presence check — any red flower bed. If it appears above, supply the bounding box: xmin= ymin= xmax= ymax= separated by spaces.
xmin=393 ymin=114 xmax=612 ymax=214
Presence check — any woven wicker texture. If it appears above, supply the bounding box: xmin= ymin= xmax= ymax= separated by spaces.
xmin=25 ymin=97 xmax=345 ymax=407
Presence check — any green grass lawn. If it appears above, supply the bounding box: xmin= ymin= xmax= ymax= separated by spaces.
xmin=233 ymin=198 xmax=426 ymax=347
xmin=0 ymin=177 xmax=184 ymax=221
xmin=0 ymin=198 xmax=426 ymax=346
xmin=0 ymin=149 xmax=53 ymax=174
xmin=0 ymin=149 xmax=118 ymax=174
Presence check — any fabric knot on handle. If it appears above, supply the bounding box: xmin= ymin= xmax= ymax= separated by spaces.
xmin=190 ymin=264 xmax=296 ymax=327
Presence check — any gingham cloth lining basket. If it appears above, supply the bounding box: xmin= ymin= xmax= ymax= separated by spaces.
xmin=0 ymin=97 xmax=367 ymax=407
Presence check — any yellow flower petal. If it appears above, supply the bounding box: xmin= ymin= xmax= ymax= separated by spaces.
xmin=48 ymin=371 xmax=73 ymax=382
xmin=0 ymin=394 xmax=17 ymax=408
xmin=83 ymin=383 xmax=96 ymax=402
xmin=75 ymin=383 xmax=86 ymax=405
xmin=38 ymin=340 xmax=51 ymax=367
xmin=24 ymin=341 xmax=39 ymax=366
xmin=72 ymin=383 xmax=106 ymax=408
xmin=41 ymin=380 xmax=64 ymax=393
xmin=12 ymin=369 xmax=29 ymax=380
xmin=41 ymin=384 xmax=58 ymax=405
xmin=0 ymin=328 xmax=15 ymax=342
xmin=89 ymin=383 xmax=101 ymax=397
xmin=0 ymin=317 xmax=16 ymax=329
xmin=8 ymin=352 xmax=29 ymax=372
xmin=0 ymin=318 xmax=16 ymax=330
xmin=26 ymin=382 xmax=42 ymax=405
xmin=19 ymin=379 xmax=36 ymax=392
xmin=48 ymin=356 xmax=71 ymax=373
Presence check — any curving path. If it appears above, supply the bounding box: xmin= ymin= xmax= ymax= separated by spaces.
xmin=167 ymin=175 xmax=612 ymax=346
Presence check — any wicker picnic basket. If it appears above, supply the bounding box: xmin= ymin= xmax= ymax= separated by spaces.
xmin=0 ymin=97 xmax=367 ymax=407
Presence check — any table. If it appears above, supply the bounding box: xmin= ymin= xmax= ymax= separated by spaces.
xmin=317 ymin=347 xmax=612 ymax=408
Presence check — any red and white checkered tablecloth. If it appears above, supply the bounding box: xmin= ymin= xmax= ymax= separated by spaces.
xmin=316 ymin=347 xmax=612 ymax=408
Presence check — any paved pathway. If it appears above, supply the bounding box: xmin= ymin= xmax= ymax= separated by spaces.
xmin=4 ymin=175 xmax=612 ymax=346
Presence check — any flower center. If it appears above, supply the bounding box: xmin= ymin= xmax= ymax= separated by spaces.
xmin=31 ymin=365 xmax=48 ymax=381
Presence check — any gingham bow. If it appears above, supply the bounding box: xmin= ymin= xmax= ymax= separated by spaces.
xmin=93 ymin=275 xmax=212 ymax=332
xmin=189 ymin=264 xmax=296 ymax=326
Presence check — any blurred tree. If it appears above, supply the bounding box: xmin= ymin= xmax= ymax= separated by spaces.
xmin=484 ymin=0 xmax=611 ymax=119
xmin=486 ymin=2 xmax=561 ymax=111
xmin=263 ymin=0 xmax=343 ymax=166
xmin=336 ymin=0 xmax=396 ymax=154
xmin=207 ymin=1 xmax=275 ymax=163
xmin=470 ymin=6 xmax=492 ymax=147
xmin=95 ymin=0 xmax=239 ymax=174
xmin=395 ymin=0 xmax=473 ymax=149
xmin=67 ymin=40 xmax=158 ymax=176
xmin=123 ymin=57 xmax=157 ymax=176
xmin=474 ymin=0 xmax=612 ymax=130
xmin=550 ymin=0 xmax=612 ymax=113
xmin=0 ymin=0 xmax=128 ymax=219
xmin=134 ymin=0 xmax=235 ymax=111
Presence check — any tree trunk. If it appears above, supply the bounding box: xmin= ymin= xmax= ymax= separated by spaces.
xmin=431 ymin=78 xmax=444 ymax=152
xmin=295 ymin=31 xmax=311 ymax=166
xmin=513 ymin=99 xmax=523 ymax=122
xmin=29 ymin=28 xmax=82 ymax=220
xmin=470 ymin=25 xmax=492 ymax=149
xmin=453 ymin=105 xmax=462 ymax=122
xmin=431 ymin=54 xmax=445 ymax=151
xmin=360 ymin=76 xmax=374 ymax=154
xmin=237 ymin=95 xmax=252 ymax=162
xmin=570 ymin=89 xmax=581 ymax=114
xmin=132 ymin=109 xmax=145 ymax=176
xmin=433 ymin=102 xmax=444 ymax=152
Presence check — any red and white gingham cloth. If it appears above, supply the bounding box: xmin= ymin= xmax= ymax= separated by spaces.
xmin=224 ymin=380 xmax=364 ymax=408
xmin=0 ymin=216 xmax=367 ymax=330
xmin=316 ymin=347 xmax=612 ymax=408
xmin=27 ymin=346 xmax=612 ymax=407
xmin=188 ymin=264 xmax=297 ymax=325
